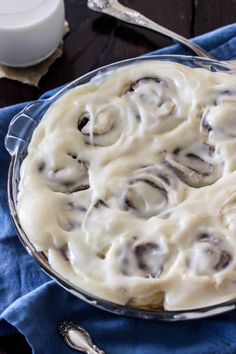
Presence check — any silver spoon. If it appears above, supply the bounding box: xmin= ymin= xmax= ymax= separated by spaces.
xmin=87 ymin=0 xmax=214 ymax=59
xmin=58 ymin=320 xmax=106 ymax=353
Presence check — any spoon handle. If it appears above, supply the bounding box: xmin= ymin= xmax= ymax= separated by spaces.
xmin=87 ymin=0 xmax=214 ymax=59
xmin=58 ymin=321 xmax=106 ymax=354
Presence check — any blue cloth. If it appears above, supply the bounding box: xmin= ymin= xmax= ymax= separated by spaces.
xmin=1 ymin=24 xmax=236 ymax=354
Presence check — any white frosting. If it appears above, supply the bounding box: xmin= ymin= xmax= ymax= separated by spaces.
xmin=17 ymin=61 xmax=236 ymax=310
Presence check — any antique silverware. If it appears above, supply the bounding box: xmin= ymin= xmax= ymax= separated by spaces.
xmin=58 ymin=320 xmax=105 ymax=354
xmin=87 ymin=0 xmax=214 ymax=59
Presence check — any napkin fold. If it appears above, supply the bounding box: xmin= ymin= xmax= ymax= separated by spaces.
xmin=1 ymin=23 xmax=236 ymax=354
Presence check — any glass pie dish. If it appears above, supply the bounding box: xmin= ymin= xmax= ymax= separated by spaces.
xmin=5 ymin=54 xmax=236 ymax=321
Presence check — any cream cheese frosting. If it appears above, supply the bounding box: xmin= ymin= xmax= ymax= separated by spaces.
xmin=17 ymin=61 xmax=236 ymax=310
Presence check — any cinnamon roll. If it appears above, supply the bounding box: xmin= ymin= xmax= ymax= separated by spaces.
xmin=120 ymin=165 xmax=180 ymax=218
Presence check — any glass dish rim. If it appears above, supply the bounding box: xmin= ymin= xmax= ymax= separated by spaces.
xmin=6 ymin=54 xmax=236 ymax=321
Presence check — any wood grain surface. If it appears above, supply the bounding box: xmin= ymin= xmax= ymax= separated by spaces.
xmin=0 ymin=0 xmax=235 ymax=353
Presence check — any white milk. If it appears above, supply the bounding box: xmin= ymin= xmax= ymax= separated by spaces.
xmin=0 ymin=0 xmax=45 ymax=14
xmin=0 ymin=0 xmax=65 ymax=67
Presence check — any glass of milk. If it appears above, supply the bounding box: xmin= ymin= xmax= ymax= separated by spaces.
xmin=0 ymin=0 xmax=65 ymax=67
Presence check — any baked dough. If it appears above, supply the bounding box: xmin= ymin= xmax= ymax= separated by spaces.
xmin=17 ymin=61 xmax=236 ymax=310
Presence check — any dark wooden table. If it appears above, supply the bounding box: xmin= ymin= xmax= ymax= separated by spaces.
xmin=0 ymin=0 xmax=235 ymax=353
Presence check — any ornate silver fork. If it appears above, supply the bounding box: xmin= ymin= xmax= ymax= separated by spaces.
xmin=87 ymin=0 xmax=214 ymax=59
xmin=58 ymin=320 xmax=106 ymax=353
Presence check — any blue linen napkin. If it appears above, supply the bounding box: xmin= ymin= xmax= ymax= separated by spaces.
xmin=1 ymin=23 xmax=236 ymax=354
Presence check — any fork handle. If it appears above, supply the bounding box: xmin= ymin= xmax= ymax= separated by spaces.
xmin=88 ymin=0 xmax=214 ymax=59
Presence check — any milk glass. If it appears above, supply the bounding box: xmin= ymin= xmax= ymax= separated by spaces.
xmin=0 ymin=0 xmax=65 ymax=67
